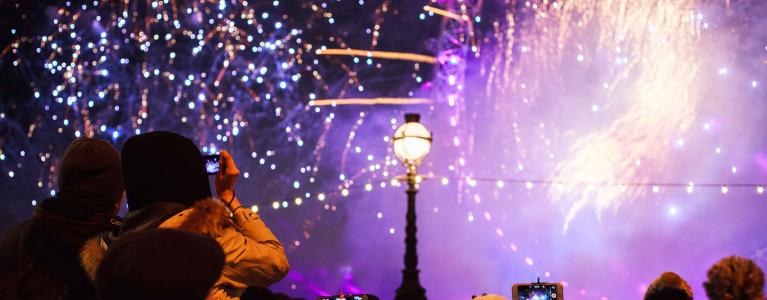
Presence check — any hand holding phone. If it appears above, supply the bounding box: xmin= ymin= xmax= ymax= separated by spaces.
xmin=512 ymin=283 xmax=563 ymax=300
xmin=214 ymin=150 xmax=239 ymax=198
xmin=317 ymin=295 xmax=377 ymax=300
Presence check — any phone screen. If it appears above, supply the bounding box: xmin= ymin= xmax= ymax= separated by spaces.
xmin=317 ymin=295 xmax=371 ymax=300
xmin=202 ymin=154 xmax=220 ymax=175
xmin=513 ymin=284 xmax=562 ymax=300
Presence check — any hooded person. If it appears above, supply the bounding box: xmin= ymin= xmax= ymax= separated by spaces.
xmin=0 ymin=137 xmax=124 ymax=299
xmin=95 ymin=228 xmax=226 ymax=300
xmin=80 ymin=131 xmax=289 ymax=300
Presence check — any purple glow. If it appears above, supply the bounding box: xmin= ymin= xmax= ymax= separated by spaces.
xmin=755 ymin=153 xmax=767 ymax=176
xmin=1 ymin=1 xmax=766 ymax=300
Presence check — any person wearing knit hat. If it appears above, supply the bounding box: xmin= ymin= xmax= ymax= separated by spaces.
xmin=644 ymin=272 xmax=694 ymax=300
xmin=95 ymin=228 xmax=225 ymax=300
xmin=120 ymin=131 xmax=212 ymax=211
xmin=81 ymin=131 xmax=289 ymax=300
xmin=0 ymin=137 xmax=124 ymax=299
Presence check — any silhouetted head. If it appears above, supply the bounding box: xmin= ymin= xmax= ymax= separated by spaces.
xmin=644 ymin=272 xmax=693 ymax=300
xmin=96 ymin=228 xmax=225 ymax=300
xmin=57 ymin=137 xmax=124 ymax=215
xmin=121 ymin=131 xmax=211 ymax=211
xmin=704 ymin=256 xmax=765 ymax=300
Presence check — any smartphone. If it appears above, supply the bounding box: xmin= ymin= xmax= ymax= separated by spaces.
xmin=202 ymin=154 xmax=220 ymax=175
xmin=317 ymin=295 xmax=378 ymax=300
xmin=512 ymin=283 xmax=563 ymax=300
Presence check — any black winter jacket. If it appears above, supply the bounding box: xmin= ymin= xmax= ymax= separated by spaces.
xmin=0 ymin=198 xmax=121 ymax=299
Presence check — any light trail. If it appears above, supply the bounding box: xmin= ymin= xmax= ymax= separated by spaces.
xmin=307 ymin=97 xmax=431 ymax=106
xmin=423 ymin=5 xmax=466 ymax=21
xmin=315 ymin=48 xmax=436 ymax=64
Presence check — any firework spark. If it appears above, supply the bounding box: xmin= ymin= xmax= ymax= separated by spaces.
xmin=487 ymin=0 xmax=704 ymax=231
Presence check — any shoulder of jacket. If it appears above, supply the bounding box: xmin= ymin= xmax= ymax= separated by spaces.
xmin=174 ymin=198 xmax=234 ymax=238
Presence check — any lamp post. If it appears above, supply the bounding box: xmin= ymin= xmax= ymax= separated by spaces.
xmin=392 ymin=113 xmax=432 ymax=300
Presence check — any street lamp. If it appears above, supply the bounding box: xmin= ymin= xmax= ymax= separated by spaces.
xmin=392 ymin=113 xmax=431 ymax=300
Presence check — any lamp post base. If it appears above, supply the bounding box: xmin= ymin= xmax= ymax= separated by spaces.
xmin=395 ymin=268 xmax=427 ymax=300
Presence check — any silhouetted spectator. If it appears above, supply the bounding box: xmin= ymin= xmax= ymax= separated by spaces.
xmin=0 ymin=137 xmax=124 ymax=299
xmin=95 ymin=228 xmax=225 ymax=300
xmin=704 ymin=256 xmax=765 ymax=300
xmin=80 ymin=131 xmax=289 ymax=299
xmin=644 ymin=272 xmax=693 ymax=300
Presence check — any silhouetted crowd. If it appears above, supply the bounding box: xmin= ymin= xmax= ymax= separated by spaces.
xmin=0 ymin=132 xmax=765 ymax=300
xmin=0 ymin=132 xmax=291 ymax=299
xmin=644 ymin=256 xmax=765 ymax=300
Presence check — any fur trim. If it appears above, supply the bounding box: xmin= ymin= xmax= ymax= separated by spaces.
xmin=176 ymin=198 xmax=235 ymax=238
xmin=80 ymin=236 xmax=107 ymax=281
xmin=77 ymin=198 xmax=234 ymax=283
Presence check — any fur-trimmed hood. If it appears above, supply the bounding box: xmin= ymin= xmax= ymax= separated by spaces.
xmin=80 ymin=198 xmax=234 ymax=281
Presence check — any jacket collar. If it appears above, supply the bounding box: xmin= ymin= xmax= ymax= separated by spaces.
xmin=32 ymin=197 xmax=122 ymax=228
xmin=80 ymin=199 xmax=231 ymax=281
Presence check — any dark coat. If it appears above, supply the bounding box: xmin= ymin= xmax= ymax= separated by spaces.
xmin=0 ymin=198 xmax=121 ymax=299
xmin=0 ymin=221 xmax=27 ymax=276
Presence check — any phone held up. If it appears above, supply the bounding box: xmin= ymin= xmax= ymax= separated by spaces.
xmin=202 ymin=154 xmax=220 ymax=175
xmin=316 ymin=295 xmax=377 ymax=300
xmin=512 ymin=282 xmax=564 ymax=300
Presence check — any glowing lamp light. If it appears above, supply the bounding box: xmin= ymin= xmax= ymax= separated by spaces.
xmin=392 ymin=114 xmax=432 ymax=168
xmin=525 ymin=181 xmax=534 ymax=189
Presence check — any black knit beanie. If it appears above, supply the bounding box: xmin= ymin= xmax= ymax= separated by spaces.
xmin=57 ymin=137 xmax=124 ymax=215
xmin=121 ymin=131 xmax=211 ymax=211
xmin=95 ymin=229 xmax=225 ymax=300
